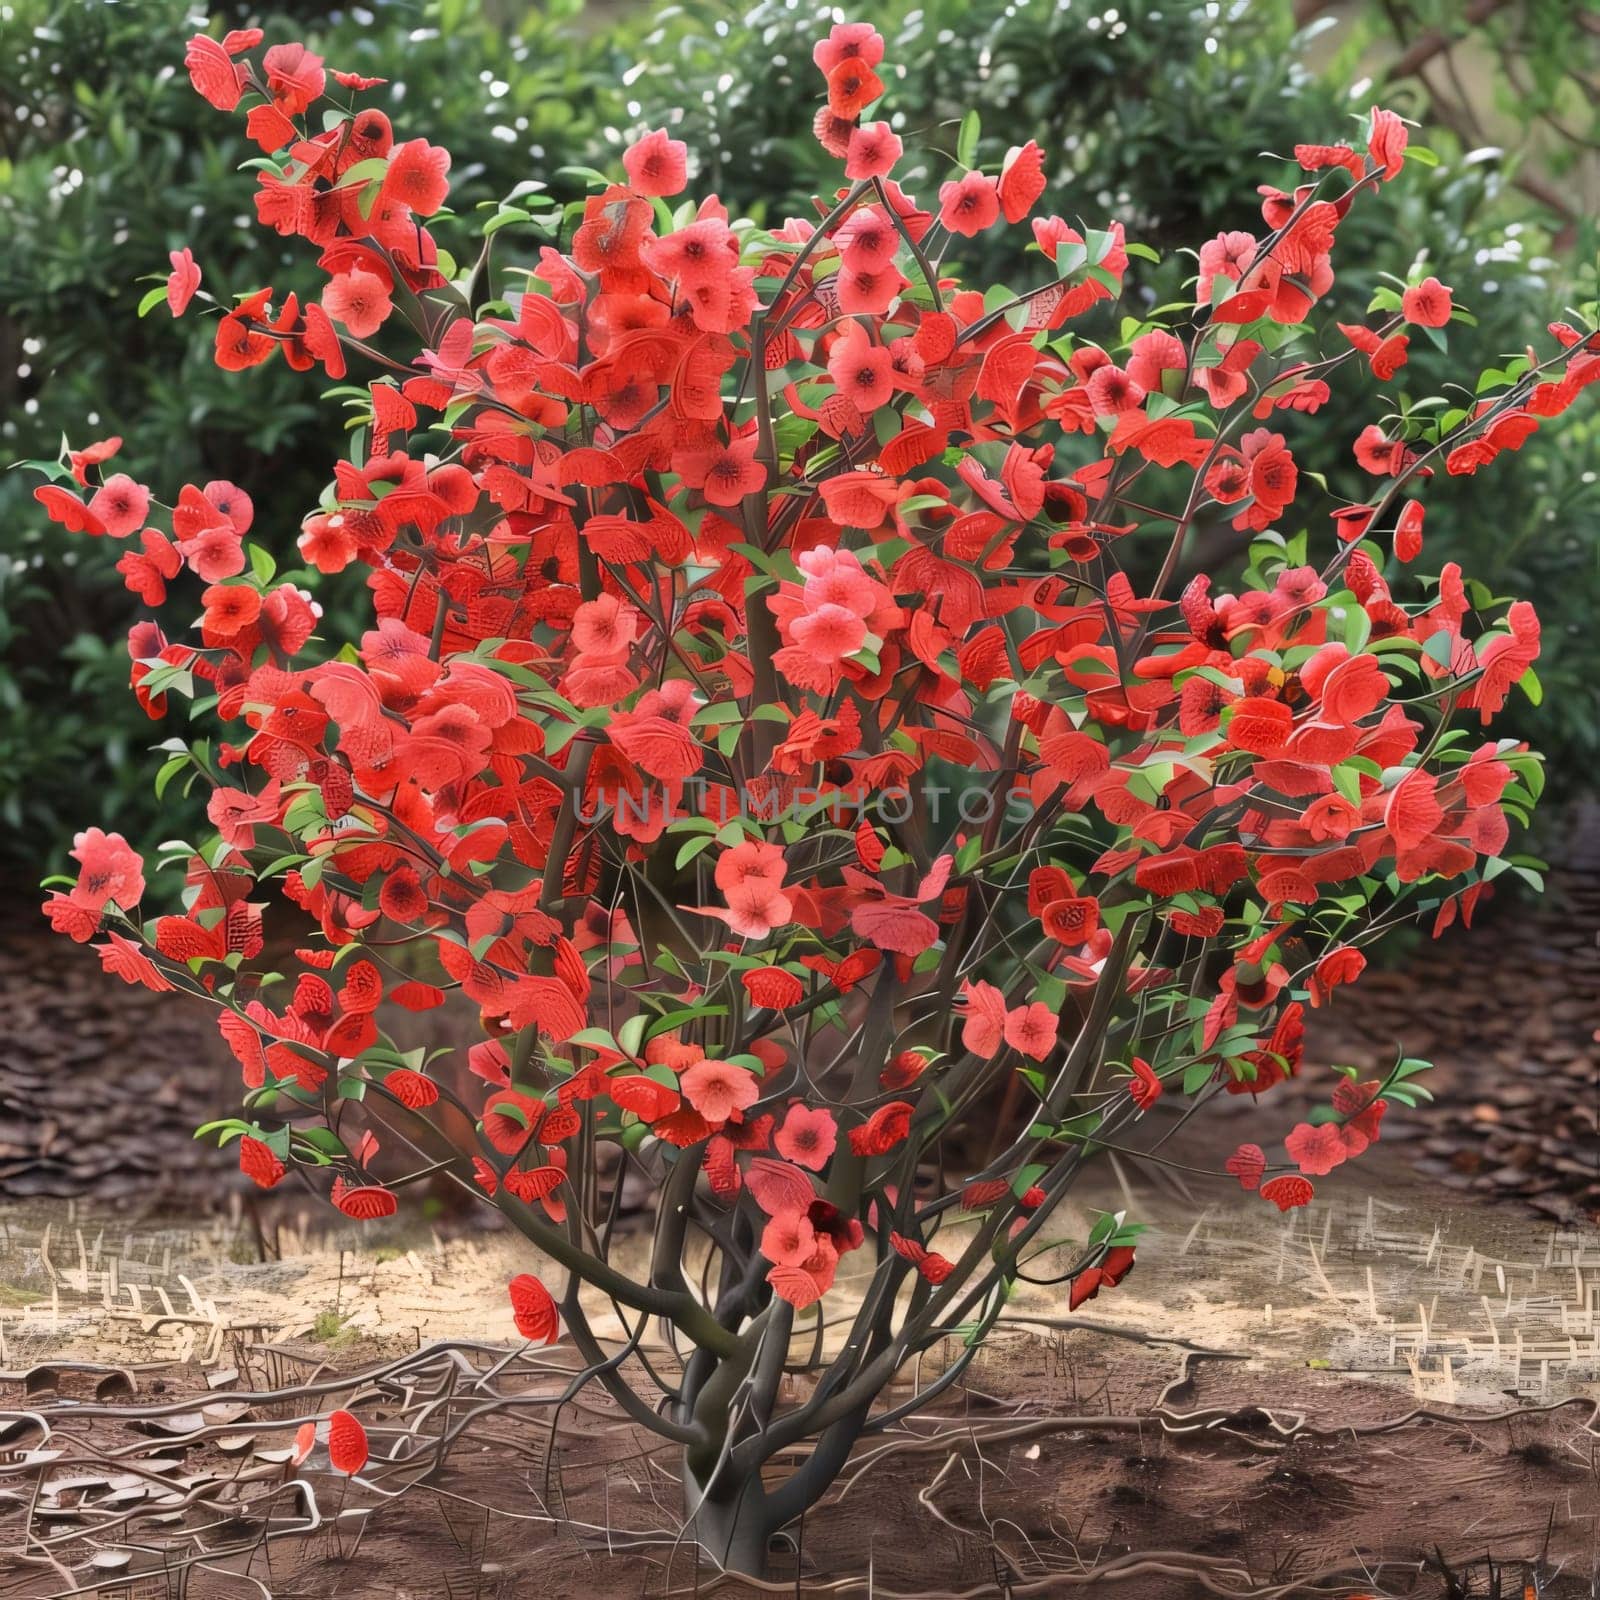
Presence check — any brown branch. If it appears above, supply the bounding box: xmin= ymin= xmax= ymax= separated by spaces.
xmin=1380 ymin=0 xmax=1508 ymax=85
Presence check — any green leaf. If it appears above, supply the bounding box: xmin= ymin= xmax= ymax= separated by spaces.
xmin=645 ymin=1003 xmax=728 ymax=1040
xmin=618 ymin=1013 xmax=649 ymax=1059
xmin=956 ymin=109 xmax=981 ymax=167
xmin=339 ymin=157 xmax=391 ymax=188
xmin=1421 ymin=629 xmax=1455 ymax=670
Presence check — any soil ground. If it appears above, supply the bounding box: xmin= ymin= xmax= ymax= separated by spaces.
xmin=1 ymin=1161 xmax=1597 ymax=1598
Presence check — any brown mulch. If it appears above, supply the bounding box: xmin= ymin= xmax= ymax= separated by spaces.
xmin=0 ymin=908 xmax=232 ymax=1204
xmin=1 ymin=1330 xmax=1595 ymax=1599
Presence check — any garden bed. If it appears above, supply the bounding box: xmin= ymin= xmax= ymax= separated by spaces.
xmin=2 ymin=1171 xmax=1596 ymax=1598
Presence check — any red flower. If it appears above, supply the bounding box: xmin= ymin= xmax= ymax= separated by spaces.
xmin=184 ymin=34 xmax=244 ymax=111
xmin=507 ymin=1272 xmax=559 ymax=1345
xmin=1309 ymin=946 xmax=1366 ymax=1007
xmin=1225 ymin=1144 xmax=1266 ymax=1192
xmin=825 ymin=58 xmax=884 ymax=119
xmin=1284 ymin=1121 xmax=1348 ymax=1177
xmin=31 ymin=18 xmax=1586 ymax=1391
xmin=848 ymin=1101 xmax=914 ymax=1157
xmin=1127 ymin=1056 xmax=1163 ymax=1111
xmin=238 ymin=1135 xmax=285 ymax=1189
xmin=997 ymin=141 xmax=1046 ymax=224
xmin=1041 ymin=896 xmax=1099 ymax=945
xmin=483 ymin=1089 xmax=545 ymax=1154
xmin=762 ymin=1208 xmax=817 ymax=1267
xmin=1403 ymin=276 xmax=1453 ymax=328
xmin=743 ymin=966 xmax=803 ymax=1010
xmin=327 ymin=1409 xmax=368 ymax=1474
xmin=381 ymin=138 xmax=452 ymax=216
xmin=1367 ymin=106 xmax=1409 ymax=180
xmin=333 ymin=1183 xmax=398 ymax=1220
xmin=673 ymin=433 xmax=765 ymax=507
xmin=263 ymin=41 xmax=325 ymax=115
xmin=1394 ymin=500 xmax=1425 ymax=562
xmin=1259 ymin=1174 xmax=1315 ymax=1212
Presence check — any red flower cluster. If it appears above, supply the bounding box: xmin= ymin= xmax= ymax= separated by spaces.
xmin=33 ymin=19 xmax=1591 ymax=1520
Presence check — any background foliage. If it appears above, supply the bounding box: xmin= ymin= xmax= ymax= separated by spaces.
xmin=2 ymin=0 xmax=1595 ymax=872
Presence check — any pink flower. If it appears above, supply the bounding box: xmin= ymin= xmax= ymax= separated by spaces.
xmin=797 ymin=546 xmax=880 ymax=613
xmin=680 ymin=1058 xmax=760 ymax=1124
xmin=715 ymin=840 xmax=787 ymax=895
xmin=1085 ymin=364 xmax=1146 ymax=416
xmin=68 ymin=828 xmax=145 ymax=912
xmin=767 ymin=1230 xmax=839 ymax=1309
xmin=696 ymin=882 xmax=793 ymax=940
xmin=623 ymin=128 xmax=688 ymax=197
xmin=322 ymin=269 xmax=392 ymax=338
xmin=643 ymin=217 xmax=740 ymax=293
xmin=572 ymin=594 xmax=639 ymax=655
xmin=845 ymin=122 xmax=902 ymax=180
xmin=938 ymin=171 xmax=999 ymax=237
xmin=202 ymin=479 xmax=253 ymax=534
xmin=88 ymin=474 xmax=150 ymax=538
xmin=837 ymin=262 xmax=908 ymax=315
xmin=166 ymin=248 xmax=201 ymax=316
xmin=812 ymin=22 xmax=884 ymax=76
xmin=827 ymin=319 xmax=894 ymax=414
xmin=178 ymin=524 xmax=245 ymax=582
xmin=775 ymin=1104 xmax=838 ymax=1172
xmin=1003 ymin=1002 xmax=1058 ymax=1061
xmin=791 ymin=604 xmax=868 ymax=662
xmin=836 ymin=206 xmax=898 ymax=272
xmin=1284 ymin=1121 xmax=1349 ymax=1177
xmin=1196 ymin=230 xmax=1256 ymax=304
xmin=958 ymin=980 xmax=1007 ymax=1058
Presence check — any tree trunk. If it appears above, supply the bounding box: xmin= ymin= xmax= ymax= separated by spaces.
xmin=682 ymin=1461 xmax=775 ymax=1576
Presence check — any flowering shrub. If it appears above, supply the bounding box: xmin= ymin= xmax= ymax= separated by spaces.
xmin=35 ymin=15 xmax=1594 ymax=1573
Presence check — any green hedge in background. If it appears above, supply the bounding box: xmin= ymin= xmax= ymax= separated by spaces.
xmin=2 ymin=0 xmax=1595 ymax=874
